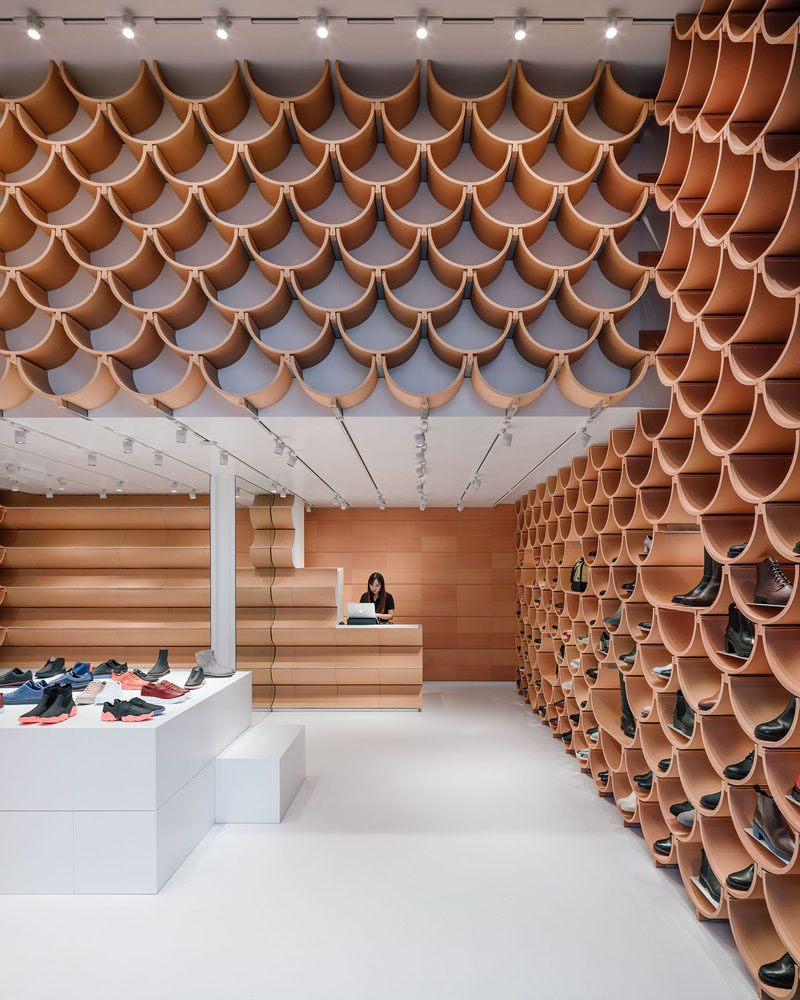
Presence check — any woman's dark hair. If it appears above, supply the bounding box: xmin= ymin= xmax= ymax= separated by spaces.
xmin=367 ymin=572 xmax=386 ymax=613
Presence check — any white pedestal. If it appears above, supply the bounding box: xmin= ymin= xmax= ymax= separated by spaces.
xmin=215 ymin=721 xmax=305 ymax=823
xmin=0 ymin=671 xmax=251 ymax=894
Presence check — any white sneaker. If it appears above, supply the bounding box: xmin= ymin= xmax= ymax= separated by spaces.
xmin=562 ymin=681 xmax=572 ymax=692
xmin=618 ymin=791 xmax=637 ymax=812
xmin=652 ymin=664 xmax=673 ymax=678
xmin=570 ymin=658 xmax=580 ymax=669
xmin=76 ymin=679 xmax=106 ymax=705
xmin=576 ymin=748 xmax=589 ymax=761
xmin=98 ymin=679 xmax=124 ymax=704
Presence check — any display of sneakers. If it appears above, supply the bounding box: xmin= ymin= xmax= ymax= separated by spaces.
xmin=575 ymin=749 xmax=589 ymax=761
xmin=76 ymin=679 xmax=107 ymax=705
xmin=93 ymin=659 xmax=127 ymax=677
xmin=99 ymin=679 xmax=124 ymax=704
xmin=101 ymin=699 xmax=157 ymax=723
xmin=194 ymin=648 xmax=234 ymax=678
xmin=140 ymin=679 xmax=190 ymax=701
xmin=35 ymin=656 xmax=66 ymax=680
xmin=144 ymin=649 xmax=170 ymax=682
xmin=20 ymin=682 xmax=76 ymax=726
xmin=569 ymin=658 xmax=580 ymax=669
xmin=3 ymin=679 xmax=53 ymax=704
xmin=0 ymin=668 xmax=33 ymax=688
xmin=113 ymin=671 xmax=146 ymax=691
xmin=64 ymin=662 xmax=92 ymax=689
xmin=587 ymin=727 xmax=599 ymax=742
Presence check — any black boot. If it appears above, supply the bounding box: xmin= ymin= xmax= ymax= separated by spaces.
xmin=724 ymin=604 xmax=754 ymax=659
xmin=673 ymin=550 xmax=712 ymax=605
xmin=673 ymin=689 xmax=695 ymax=738
xmin=725 ymin=863 xmax=754 ymax=892
xmin=698 ymin=850 xmax=722 ymax=904
xmin=145 ymin=648 xmax=170 ymax=682
xmin=758 ymin=953 xmax=796 ymax=990
xmin=653 ymin=835 xmax=672 ymax=856
xmin=754 ymin=698 xmax=797 ymax=742
xmin=619 ymin=673 xmax=636 ymax=738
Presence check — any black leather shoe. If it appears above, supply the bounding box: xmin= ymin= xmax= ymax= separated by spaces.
xmin=674 ymin=550 xmax=723 ymax=608
xmin=658 ymin=757 xmax=671 ymax=772
xmin=93 ymin=659 xmax=127 ymax=677
xmin=36 ymin=657 xmax=66 ymax=680
xmin=699 ymin=790 xmax=722 ymax=810
xmin=621 ymin=581 xmax=635 ymax=592
xmin=597 ymin=771 xmax=608 ymax=782
xmin=603 ymin=605 xmax=622 ymax=627
xmin=723 ymin=750 xmax=755 ymax=780
xmin=699 ymin=850 xmax=722 ymax=904
xmin=670 ymin=799 xmax=692 ymax=816
xmin=620 ymin=650 xmax=636 ymax=665
xmin=569 ymin=713 xmax=580 ymax=724
xmin=758 ymin=953 xmax=796 ymax=990
xmin=673 ymin=550 xmax=710 ymax=604
xmin=672 ymin=690 xmax=695 ymax=738
xmin=586 ymin=668 xmax=598 ymax=680
xmin=636 ymin=772 xmax=653 ymax=791
xmin=580 ymin=700 xmax=588 ymax=709
xmin=653 ymin=835 xmax=672 ymax=856
xmin=725 ymin=863 xmax=754 ymax=892
xmin=633 ymin=770 xmax=651 ymax=783
xmin=185 ymin=666 xmax=205 ymax=689
xmin=619 ymin=674 xmax=636 ymax=738
xmin=537 ymin=706 xmax=547 ymax=716
xmin=728 ymin=542 xmax=746 ymax=558
xmin=725 ymin=603 xmax=755 ymax=659
xmin=557 ymin=732 xmax=572 ymax=743
xmin=754 ymin=698 xmax=797 ymax=742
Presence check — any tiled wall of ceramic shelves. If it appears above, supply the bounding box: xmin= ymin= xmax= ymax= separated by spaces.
xmin=516 ymin=3 xmax=800 ymax=997
xmin=0 ymin=57 xmax=668 ymax=414
xmin=0 ymin=491 xmax=211 ymax=670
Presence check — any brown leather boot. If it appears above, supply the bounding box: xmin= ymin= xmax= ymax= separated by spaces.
xmin=753 ymin=789 xmax=796 ymax=861
xmin=753 ymin=557 xmax=792 ymax=607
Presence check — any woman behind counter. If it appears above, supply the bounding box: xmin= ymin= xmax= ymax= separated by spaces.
xmin=360 ymin=571 xmax=395 ymax=623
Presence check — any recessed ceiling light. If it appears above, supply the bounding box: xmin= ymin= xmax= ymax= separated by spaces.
xmin=514 ymin=15 xmax=526 ymax=41
xmin=605 ymin=15 xmax=618 ymax=39
xmin=216 ymin=14 xmax=231 ymax=39
xmin=26 ymin=14 xmax=43 ymax=40
xmin=121 ymin=13 xmax=136 ymax=39
xmin=316 ymin=13 xmax=329 ymax=38
xmin=416 ymin=13 xmax=428 ymax=39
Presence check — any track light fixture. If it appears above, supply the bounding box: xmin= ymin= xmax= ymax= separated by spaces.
xmin=514 ymin=15 xmax=526 ymax=40
xmin=216 ymin=14 xmax=231 ymax=39
xmin=305 ymin=502 xmax=312 ymax=513
xmin=273 ymin=438 xmax=285 ymax=456
xmin=115 ymin=480 xmax=124 ymax=493
xmin=316 ymin=12 xmax=328 ymax=38
xmin=286 ymin=451 xmax=298 ymax=467
xmin=87 ymin=452 xmax=97 ymax=467
xmin=270 ymin=482 xmax=279 ymax=494
xmin=235 ymin=486 xmax=241 ymax=500
xmin=501 ymin=432 xmax=513 ymax=447
xmin=189 ymin=488 xmax=197 ymax=500
xmin=57 ymin=479 xmax=65 ymax=491
xmin=457 ymin=501 xmax=464 ymax=511
xmin=279 ymin=486 xmax=287 ymax=498
xmin=332 ymin=494 xmax=340 ymax=505
xmin=378 ymin=500 xmax=386 ymax=510
xmin=11 ymin=481 xmax=19 ymax=492
xmin=176 ymin=426 xmax=187 ymax=444
xmin=123 ymin=438 xmax=133 ymax=454
xmin=340 ymin=500 xmax=347 ymax=510
xmin=14 ymin=427 xmax=27 ymax=445
xmin=419 ymin=500 xmax=426 ymax=511
xmin=472 ymin=478 xmax=481 ymax=490
xmin=99 ymin=488 xmax=107 ymax=499
xmin=121 ymin=13 xmax=136 ymax=39
xmin=26 ymin=14 xmax=43 ymax=40
xmin=416 ymin=13 xmax=428 ymax=39
xmin=578 ymin=427 xmax=592 ymax=446
xmin=604 ymin=14 xmax=618 ymax=39
xmin=414 ymin=433 xmax=425 ymax=447
xmin=154 ymin=452 xmax=163 ymax=466
xmin=45 ymin=488 xmax=53 ymax=499
xmin=169 ymin=481 xmax=178 ymax=493
xmin=219 ymin=450 xmax=229 ymax=466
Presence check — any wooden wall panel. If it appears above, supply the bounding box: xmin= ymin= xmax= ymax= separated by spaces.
xmin=304 ymin=505 xmax=517 ymax=681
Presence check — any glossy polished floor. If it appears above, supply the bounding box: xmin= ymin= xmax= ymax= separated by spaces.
xmin=3 ymin=683 xmax=754 ymax=1000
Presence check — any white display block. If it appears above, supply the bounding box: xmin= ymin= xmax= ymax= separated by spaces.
xmin=215 ymin=721 xmax=305 ymax=823
xmin=0 ymin=671 xmax=251 ymax=894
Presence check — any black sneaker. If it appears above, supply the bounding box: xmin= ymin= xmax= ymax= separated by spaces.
xmin=35 ymin=657 xmax=65 ymax=680
xmin=38 ymin=683 xmax=76 ymax=726
xmin=127 ymin=696 xmax=165 ymax=717
xmin=145 ymin=648 xmax=170 ymax=682
xmin=93 ymin=659 xmax=127 ymax=677
xmin=185 ymin=666 xmax=205 ymax=690
xmin=19 ymin=683 xmax=61 ymax=725
xmin=0 ymin=668 xmax=33 ymax=688
xmin=101 ymin=699 xmax=157 ymax=723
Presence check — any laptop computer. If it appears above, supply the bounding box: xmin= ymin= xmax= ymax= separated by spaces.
xmin=346 ymin=602 xmax=378 ymax=624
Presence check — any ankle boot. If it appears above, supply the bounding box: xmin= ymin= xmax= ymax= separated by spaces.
xmin=146 ymin=648 xmax=170 ymax=681
xmin=619 ymin=674 xmax=636 ymax=738
xmin=753 ymin=556 xmax=792 ymax=607
xmin=754 ymin=697 xmax=797 ymax=742
xmin=672 ymin=689 xmax=695 ymax=738
xmin=758 ymin=953 xmax=796 ymax=990
xmin=753 ymin=788 xmax=796 ymax=861
xmin=698 ymin=850 xmax=722 ymax=904
xmin=673 ymin=550 xmax=712 ymax=605
xmin=724 ymin=603 xmax=755 ymax=658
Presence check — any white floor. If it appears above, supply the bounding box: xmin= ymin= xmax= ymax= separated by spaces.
xmin=2 ymin=683 xmax=755 ymax=1000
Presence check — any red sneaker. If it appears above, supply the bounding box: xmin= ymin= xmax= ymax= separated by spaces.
xmin=140 ymin=680 xmax=190 ymax=701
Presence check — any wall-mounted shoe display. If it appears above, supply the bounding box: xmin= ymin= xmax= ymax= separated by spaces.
xmin=754 ymin=698 xmax=797 ymax=742
xmin=698 ymin=850 xmax=722 ymax=905
xmin=723 ymin=751 xmax=755 ymax=781
xmin=35 ymin=657 xmax=66 ymax=680
xmin=752 ymin=789 xmax=796 ymax=861
xmin=757 ymin=953 xmax=796 ymax=990
xmin=725 ymin=864 xmax=754 ymax=892
xmin=724 ymin=604 xmax=755 ymax=659
xmin=672 ymin=690 xmax=695 ymax=738
xmin=753 ymin=557 xmax=793 ymax=607
xmin=653 ymin=836 xmax=672 ymax=857
xmin=672 ymin=551 xmax=722 ymax=608
xmin=0 ymin=668 xmax=33 ymax=688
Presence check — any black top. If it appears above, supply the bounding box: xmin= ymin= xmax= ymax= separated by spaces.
xmin=360 ymin=592 xmax=395 ymax=616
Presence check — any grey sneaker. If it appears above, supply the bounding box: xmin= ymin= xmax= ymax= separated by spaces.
xmin=195 ymin=649 xmax=234 ymax=678
xmin=76 ymin=679 xmax=106 ymax=705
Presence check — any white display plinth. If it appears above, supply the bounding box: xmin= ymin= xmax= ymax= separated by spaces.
xmin=0 ymin=670 xmax=251 ymax=894
xmin=215 ymin=720 xmax=305 ymax=823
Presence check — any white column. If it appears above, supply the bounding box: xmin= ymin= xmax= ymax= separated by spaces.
xmin=210 ymin=470 xmax=237 ymax=671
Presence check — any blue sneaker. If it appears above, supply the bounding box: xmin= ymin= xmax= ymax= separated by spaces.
xmin=62 ymin=662 xmax=92 ymax=689
xmin=4 ymin=679 xmax=53 ymax=704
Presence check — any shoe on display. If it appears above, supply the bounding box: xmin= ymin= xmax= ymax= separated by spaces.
xmin=126 ymin=696 xmax=165 ymax=717
xmin=185 ymin=666 xmax=205 ymax=690
xmin=557 ymin=732 xmax=572 ymax=744
xmin=603 ymin=605 xmax=622 ymax=628
xmin=18 ymin=684 xmax=61 ymax=725
xmin=672 ymin=550 xmax=722 ymax=608
xmin=620 ymin=650 xmax=636 ymax=666
xmin=635 ymin=772 xmax=653 ymax=791
xmin=76 ymin=679 xmax=107 ymax=706
xmin=621 ymin=581 xmax=635 ymax=592
xmin=64 ymin=662 xmax=92 ymax=689
xmin=670 ymin=799 xmax=692 ymax=817
xmin=676 ymin=809 xmax=696 ymax=828
xmin=699 ymin=791 xmax=722 ymax=811
xmin=101 ymin=699 xmax=156 ymax=723
xmin=698 ymin=850 xmax=722 ymax=905
xmin=195 ymin=648 xmax=234 ymax=678
xmin=114 ymin=671 xmax=146 ymax=691
xmin=619 ymin=674 xmax=636 ymax=739
xmin=753 ymin=789 xmax=796 ymax=861
xmin=723 ymin=750 xmax=755 ymax=781
xmin=638 ymin=621 xmax=652 ymax=632
xmin=597 ymin=771 xmax=609 ymax=783
xmin=724 ymin=603 xmax=755 ymax=659
xmin=651 ymin=664 xmax=673 ymax=678
xmin=569 ymin=658 xmax=580 ymax=669
xmin=140 ymin=679 xmax=190 ymax=702
xmin=562 ymin=681 xmax=572 ymax=693
xmin=38 ymin=683 xmax=77 ymax=726
xmin=100 ymin=679 xmax=124 ymax=704
xmin=643 ymin=534 xmax=653 ymax=555
xmin=3 ymin=680 xmax=53 ymax=704
xmin=672 ymin=690 xmax=695 ymax=738
xmin=587 ymin=727 xmax=599 ymax=742
xmin=0 ymin=668 xmax=33 ymax=688
xmin=754 ymin=698 xmax=797 ymax=742
xmin=727 ymin=542 xmax=746 ymax=558
xmin=618 ymin=791 xmax=637 ymax=812
xmin=726 ymin=863 xmax=755 ymax=892
xmin=93 ymin=659 xmax=127 ymax=677
xmin=35 ymin=657 xmax=65 ymax=680
xmin=569 ymin=713 xmax=580 ymax=724
xmin=577 ymin=634 xmax=588 ymax=644
xmin=586 ymin=668 xmax=598 ymax=680
xmin=658 ymin=758 xmax=671 ymax=772
xmin=753 ymin=557 xmax=792 ymax=607
xmin=579 ymin=700 xmax=588 ymax=709
xmin=599 ymin=632 xmax=610 ymax=655
xmin=653 ymin=836 xmax=672 ymax=857
xmin=576 ymin=749 xmax=589 ymax=761
xmin=758 ymin=953 xmax=796 ymax=991
xmin=554 ymin=699 xmax=565 ymax=709
xmin=791 ymin=771 xmax=800 ymax=804
xmin=144 ymin=649 xmax=170 ymax=682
